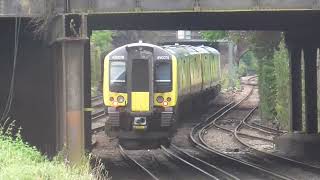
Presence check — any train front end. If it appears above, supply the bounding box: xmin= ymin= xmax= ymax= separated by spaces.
xmin=103 ymin=43 xmax=177 ymax=148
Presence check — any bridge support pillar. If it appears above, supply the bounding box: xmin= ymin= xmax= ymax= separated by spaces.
xmin=49 ymin=14 xmax=89 ymax=163
xmin=303 ymin=47 xmax=318 ymax=133
xmin=63 ymin=39 xmax=87 ymax=162
xmin=275 ymin=31 xmax=320 ymax=160
xmin=288 ymin=46 xmax=302 ymax=132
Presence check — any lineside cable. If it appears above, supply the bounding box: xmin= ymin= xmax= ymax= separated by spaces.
xmin=0 ymin=17 xmax=21 ymax=123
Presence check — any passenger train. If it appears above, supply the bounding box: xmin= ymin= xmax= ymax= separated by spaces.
xmin=103 ymin=42 xmax=221 ymax=149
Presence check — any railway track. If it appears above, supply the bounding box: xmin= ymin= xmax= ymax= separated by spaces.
xmin=160 ymin=145 xmax=219 ymax=180
xmin=165 ymin=144 xmax=240 ymax=180
xmin=119 ymin=145 xmax=221 ymax=180
xmin=189 ymin=89 xmax=291 ymax=179
xmin=192 ymin=77 xmax=320 ymax=179
xmin=234 ymin=107 xmax=320 ymax=174
xmin=119 ymin=145 xmax=160 ymax=180
xmin=91 ymin=95 xmax=103 ymax=101
xmin=93 ymin=76 xmax=320 ymax=179
xmin=187 ymin=77 xmax=291 ymax=179
xmin=91 ymin=95 xmax=106 ymax=133
xmin=100 ymin=76 xmax=286 ymax=179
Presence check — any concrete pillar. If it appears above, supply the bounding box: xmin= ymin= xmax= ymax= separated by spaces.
xmin=49 ymin=14 xmax=89 ymax=162
xmin=304 ymin=47 xmax=318 ymax=134
xmin=276 ymin=30 xmax=320 ymax=160
xmin=53 ymin=39 xmax=87 ymax=162
xmin=63 ymin=40 xmax=87 ymax=162
xmin=288 ymin=47 xmax=302 ymax=132
xmin=84 ymin=39 xmax=92 ymax=151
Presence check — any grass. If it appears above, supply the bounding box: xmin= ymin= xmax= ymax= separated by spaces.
xmin=0 ymin=120 xmax=107 ymax=180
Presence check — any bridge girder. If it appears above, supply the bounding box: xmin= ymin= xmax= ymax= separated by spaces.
xmin=1 ymin=0 xmax=320 ymax=17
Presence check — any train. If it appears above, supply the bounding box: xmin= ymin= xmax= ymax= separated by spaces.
xmin=103 ymin=42 xmax=221 ymax=149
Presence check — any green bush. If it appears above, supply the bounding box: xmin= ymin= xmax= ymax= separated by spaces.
xmin=0 ymin=122 xmax=106 ymax=180
xmin=257 ymin=55 xmax=277 ymax=120
xmin=273 ymin=41 xmax=289 ymax=129
xmin=91 ymin=30 xmax=113 ymax=96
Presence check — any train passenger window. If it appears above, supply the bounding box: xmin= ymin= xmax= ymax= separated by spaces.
xmin=155 ymin=62 xmax=171 ymax=82
xmin=110 ymin=61 xmax=126 ymax=84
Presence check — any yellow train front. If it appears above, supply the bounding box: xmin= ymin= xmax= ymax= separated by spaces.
xmin=103 ymin=42 xmax=221 ymax=149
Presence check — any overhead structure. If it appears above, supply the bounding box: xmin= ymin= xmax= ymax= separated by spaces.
xmin=275 ymin=30 xmax=320 ymax=159
xmin=3 ymin=0 xmax=320 ymax=17
xmin=1 ymin=0 xmax=320 ymax=162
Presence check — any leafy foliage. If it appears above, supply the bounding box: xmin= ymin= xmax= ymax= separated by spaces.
xmin=0 ymin=121 xmax=107 ymax=180
xmin=273 ymin=41 xmax=289 ymax=129
xmin=251 ymin=32 xmax=281 ymax=121
xmin=238 ymin=51 xmax=258 ymax=76
xmin=200 ymin=31 xmax=227 ymax=41
xmin=91 ymin=31 xmax=113 ymax=96
xmin=254 ymin=35 xmax=290 ymax=129
xmin=257 ymin=56 xmax=277 ymax=120
xmin=91 ymin=31 xmax=113 ymax=52
xmin=202 ymin=31 xmax=289 ymax=127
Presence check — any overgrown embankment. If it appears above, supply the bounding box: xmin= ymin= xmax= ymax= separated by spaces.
xmin=257 ymin=40 xmax=290 ymax=129
xmin=0 ymin=128 xmax=105 ymax=180
xmin=202 ymin=31 xmax=290 ymax=130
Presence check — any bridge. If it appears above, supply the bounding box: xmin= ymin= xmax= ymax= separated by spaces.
xmin=2 ymin=0 xmax=320 ymax=16
xmin=0 ymin=0 xmax=320 ymax=162
xmin=2 ymin=0 xmax=320 ymax=30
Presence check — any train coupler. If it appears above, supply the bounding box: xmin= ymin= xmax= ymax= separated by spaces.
xmin=133 ymin=117 xmax=147 ymax=131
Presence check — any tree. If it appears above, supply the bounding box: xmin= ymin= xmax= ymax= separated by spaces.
xmin=273 ymin=40 xmax=289 ymax=128
xmin=90 ymin=30 xmax=113 ymax=95
xmin=91 ymin=30 xmax=113 ymax=52
xmin=202 ymin=30 xmax=284 ymax=122
xmin=200 ymin=31 xmax=227 ymax=41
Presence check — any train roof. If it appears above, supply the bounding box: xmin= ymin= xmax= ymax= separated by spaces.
xmin=107 ymin=42 xmax=220 ymax=59
xmin=162 ymin=44 xmax=220 ymax=58
xmin=108 ymin=42 xmax=164 ymax=54
xmin=199 ymin=45 xmax=220 ymax=55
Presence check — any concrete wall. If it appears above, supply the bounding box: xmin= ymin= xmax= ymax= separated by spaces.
xmin=0 ymin=18 xmax=56 ymax=155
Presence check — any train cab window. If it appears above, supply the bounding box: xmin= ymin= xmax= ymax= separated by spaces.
xmin=110 ymin=61 xmax=126 ymax=83
xmin=110 ymin=61 xmax=126 ymax=92
xmin=132 ymin=59 xmax=149 ymax=92
xmin=155 ymin=62 xmax=171 ymax=82
xmin=155 ymin=62 xmax=172 ymax=92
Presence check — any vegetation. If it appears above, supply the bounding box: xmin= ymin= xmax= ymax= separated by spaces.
xmin=200 ymin=31 xmax=257 ymax=90
xmin=202 ymin=31 xmax=293 ymax=129
xmin=90 ymin=31 xmax=113 ymax=96
xmin=91 ymin=31 xmax=113 ymax=52
xmin=0 ymin=122 xmax=106 ymax=180
xmin=273 ymin=41 xmax=290 ymax=128
xmin=200 ymin=31 xmax=227 ymax=41
xmin=257 ymin=55 xmax=277 ymax=120
xmin=238 ymin=51 xmax=258 ymax=77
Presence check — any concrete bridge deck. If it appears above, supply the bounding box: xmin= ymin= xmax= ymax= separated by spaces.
xmin=1 ymin=0 xmax=320 ymax=17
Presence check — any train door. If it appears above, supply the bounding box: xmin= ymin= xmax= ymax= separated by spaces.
xmin=126 ymin=46 xmax=154 ymax=114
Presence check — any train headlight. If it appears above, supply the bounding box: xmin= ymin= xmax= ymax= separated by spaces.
xmin=112 ymin=101 xmax=119 ymax=107
xmin=156 ymin=96 xmax=164 ymax=103
xmin=166 ymin=97 xmax=171 ymax=102
xmin=117 ymin=96 xmax=125 ymax=103
xmin=162 ymin=101 xmax=168 ymax=106
xmin=109 ymin=97 xmax=114 ymax=101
